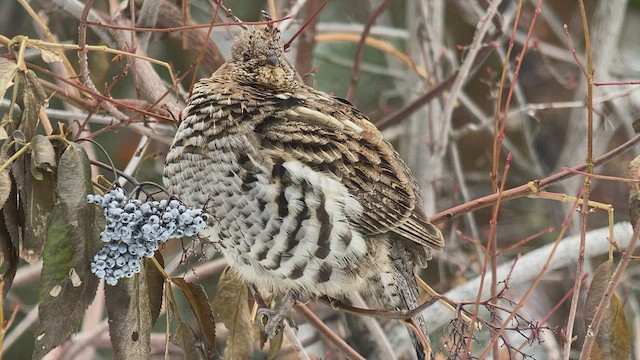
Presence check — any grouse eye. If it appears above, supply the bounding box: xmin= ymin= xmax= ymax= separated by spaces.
xmin=243 ymin=53 xmax=251 ymax=62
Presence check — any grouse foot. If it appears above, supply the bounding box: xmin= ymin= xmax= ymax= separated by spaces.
xmin=257 ymin=294 xmax=298 ymax=338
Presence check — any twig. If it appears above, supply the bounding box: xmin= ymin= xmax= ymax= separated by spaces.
xmin=77 ymin=0 xmax=130 ymax=130
xmin=188 ymin=1 xmax=221 ymax=95
xmin=562 ymin=26 xmax=588 ymax=79
xmin=465 ymin=153 xmax=512 ymax=354
xmin=83 ymin=18 xmax=290 ymax=33
xmin=491 ymin=0 xmax=524 ymax=190
xmin=316 ymin=23 xmax=409 ymax=39
xmin=117 ymin=135 xmax=150 ymax=186
xmin=59 ymin=321 xmax=110 ymax=360
xmin=563 ymin=2 xmax=595 ymax=357
xmin=294 ymin=302 xmax=366 ymax=360
xmin=345 ymin=0 xmax=390 ymax=102
xmin=76 ymin=282 xmax=105 ymax=359
xmin=15 ymin=0 xmax=79 ymax=95
xmin=439 ymin=0 xmax=503 ymax=160
xmin=278 ymin=0 xmax=309 ymax=31
xmin=155 ymin=0 xmax=225 ymax=74
xmin=283 ymin=325 xmax=312 ymax=360
xmin=477 ymin=185 xmax=583 ymax=359
xmin=25 ymin=63 xmax=175 ymax=144
xmin=348 ymin=291 xmax=398 ymax=360
xmin=108 ymin=13 xmax=183 ymax=118
xmin=181 ymin=257 xmax=228 ymax=282
xmin=421 ymin=222 xmax=633 ymax=330
xmin=376 ymin=71 xmax=456 ymax=130
xmin=292 ymin=0 xmax=320 ymax=78
xmin=136 ymin=0 xmax=162 ymax=51
xmin=315 ymin=33 xmax=428 ymax=79
xmin=3 ymin=305 xmax=39 ymax=350
xmin=580 ymin=206 xmax=640 ymax=357
xmin=453 ymin=84 xmax=640 ymax=138
xmin=430 ymin=133 xmax=640 ymax=224
xmin=89 ymin=159 xmax=139 ymax=186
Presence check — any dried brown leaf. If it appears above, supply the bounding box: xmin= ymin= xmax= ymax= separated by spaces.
xmin=584 ymin=261 xmax=632 ymax=360
xmin=0 ymin=202 xmax=18 ymax=295
xmin=17 ymin=69 xmax=47 ymax=141
xmin=0 ymin=126 xmax=8 ymax=142
xmin=0 ymin=157 xmax=10 ymax=210
xmin=628 ymin=156 xmax=640 ymax=227
xmin=31 ymin=134 xmax=57 ymax=175
xmin=170 ymin=321 xmax=208 ymax=360
xmin=105 ymin=258 xmax=158 ymax=360
xmin=30 ymin=44 xmax=63 ymax=64
xmin=172 ymin=278 xmax=218 ymax=358
xmin=29 ymin=141 xmax=57 ymax=180
xmin=0 ymin=61 xmax=18 ymax=101
xmin=105 ymin=282 xmax=151 ymax=358
xmin=266 ymin=331 xmax=284 ymax=360
xmin=2 ymin=185 xmax=20 ymax=252
xmin=146 ymin=252 xmax=165 ymax=327
xmin=211 ymin=268 xmax=255 ymax=360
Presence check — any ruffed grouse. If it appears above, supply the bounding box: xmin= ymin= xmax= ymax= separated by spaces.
xmin=164 ymin=23 xmax=444 ymax=360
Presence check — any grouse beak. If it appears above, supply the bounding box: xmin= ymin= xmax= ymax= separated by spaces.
xmin=266 ymin=53 xmax=279 ymax=66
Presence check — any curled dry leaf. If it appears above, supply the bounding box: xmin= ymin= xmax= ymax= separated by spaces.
xmin=30 ymin=43 xmax=64 ymax=64
xmin=584 ymin=261 xmax=631 ymax=360
xmin=211 ymin=267 xmax=255 ymax=360
xmin=31 ymin=134 xmax=57 ymax=173
xmin=29 ymin=135 xmax=56 ymax=181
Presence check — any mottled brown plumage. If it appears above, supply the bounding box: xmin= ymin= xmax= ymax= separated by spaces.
xmin=164 ymin=24 xmax=444 ymax=359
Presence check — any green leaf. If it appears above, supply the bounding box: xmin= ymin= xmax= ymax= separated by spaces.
xmin=38 ymin=205 xmax=73 ymax=296
xmin=0 ymin=61 xmax=18 ymax=101
xmin=170 ymin=321 xmax=208 ymax=360
xmin=20 ymin=156 xmax=56 ymax=263
xmin=33 ymin=143 xmax=100 ymax=360
xmin=584 ymin=260 xmax=632 ymax=360
xmin=105 ymin=257 xmax=163 ymax=360
xmin=172 ymin=278 xmax=218 ymax=358
xmin=211 ymin=268 xmax=254 ymax=360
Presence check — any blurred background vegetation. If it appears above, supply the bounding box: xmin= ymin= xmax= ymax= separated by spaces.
xmin=1 ymin=0 xmax=640 ymax=359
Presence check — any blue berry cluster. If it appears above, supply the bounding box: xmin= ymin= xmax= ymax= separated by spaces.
xmin=87 ymin=188 xmax=207 ymax=285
